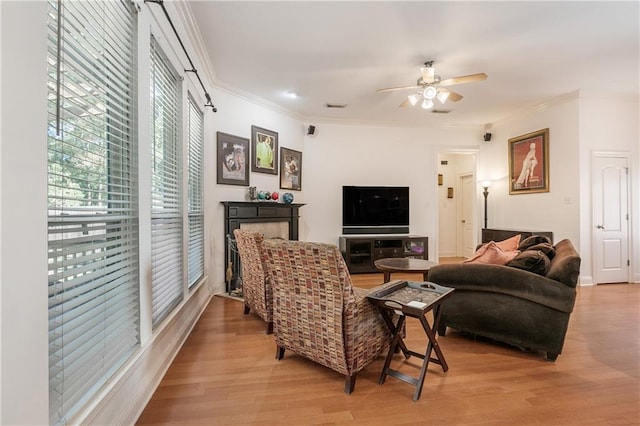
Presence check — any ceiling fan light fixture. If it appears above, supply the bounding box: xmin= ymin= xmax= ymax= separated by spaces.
xmin=437 ymin=90 xmax=450 ymax=104
xmin=422 ymin=86 xmax=437 ymax=100
xmin=408 ymin=93 xmax=420 ymax=106
xmin=421 ymin=99 xmax=434 ymax=110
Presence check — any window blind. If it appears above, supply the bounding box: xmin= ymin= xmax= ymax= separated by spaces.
xmin=46 ymin=0 xmax=139 ymax=424
xmin=187 ymin=94 xmax=204 ymax=287
xmin=150 ymin=36 xmax=183 ymax=327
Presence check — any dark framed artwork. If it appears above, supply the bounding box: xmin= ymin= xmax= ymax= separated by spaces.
xmin=508 ymin=128 xmax=549 ymax=194
xmin=217 ymin=132 xmax=249 ymax=186
xmin=280 ymin=147 xmax=302 ymax=191
xmin=251 ymin=125 xmax=278 ymax=175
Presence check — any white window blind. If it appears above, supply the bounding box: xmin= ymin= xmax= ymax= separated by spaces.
xmin=150 ymin=36 xmax=183 ymax=327
xmin=46 ymin=0 xmax=139 ymax=424
xmin=187 ymin=94 xmax=204 ymax=287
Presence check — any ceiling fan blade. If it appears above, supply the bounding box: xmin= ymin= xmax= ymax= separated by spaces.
xmin=376 ymin=85 xmax=421 ymax=93
xmin=446 ymin=90 xmax=463 ymax=102
xmin=439 ymin=73 xmax=488 ymax=87
xmin=420 ymin=65 xmax=436 ymax=83
xmin=399 ymin=98 xmax=411 ymax=108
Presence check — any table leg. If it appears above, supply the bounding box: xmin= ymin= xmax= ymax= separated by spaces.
xmin=379 ymin=310 xmax=410 ymax=358
xmin=383 ymin=271 xmax=391 ymax=283
xmin=411 ymin=311 xmax=448 ymax=401
xmin=378 ymin=314 xmax=407 ymax=385
xmin=426 ymin=305 xmax=448 ymax=371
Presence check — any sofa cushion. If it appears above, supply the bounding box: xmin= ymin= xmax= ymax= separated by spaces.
xmin=526 ymin=242 xmax=555 ymax=260
xmin=507 ymin=249 xmax=551 ymax=276
xmin=464 ymin=241 xmax=520 ymax=265
xmin=518 ymin=235 xmax=552 ymax=251
xmin=547 ymin=239 xmax=582 ymax=288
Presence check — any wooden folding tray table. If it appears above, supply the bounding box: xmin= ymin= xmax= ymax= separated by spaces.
xmin=367 ymin=280 xmax=455 ymax=401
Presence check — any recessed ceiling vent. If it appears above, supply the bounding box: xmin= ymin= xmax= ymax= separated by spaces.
xmin=431 ymin=109 xmax=451 ymax=114
xmin=325 ymin=103 xmax=347 ymax=109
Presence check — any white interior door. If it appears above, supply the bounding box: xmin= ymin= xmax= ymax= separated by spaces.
xmin=457 ymin=174 xmax=475 ymax=258
xmin=592 ymin=153 xmax=630 ymax=284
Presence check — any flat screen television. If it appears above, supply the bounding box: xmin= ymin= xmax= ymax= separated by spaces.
xmin=342 ymin=186 xmax=409 ymax=234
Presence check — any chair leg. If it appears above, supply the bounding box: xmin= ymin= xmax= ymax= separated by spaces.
xmin=243 ymin=304 xmax=250 ymax=315
xmin=275 ymin=345 xmax=285 ymax=360
xmin=344 ymin=374 xmax=357 ymax=394
xmin=266 ymin=321 xmax=273 ymax=335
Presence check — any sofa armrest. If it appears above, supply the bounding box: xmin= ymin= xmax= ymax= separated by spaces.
xmin=428 ymin=263 xmax=576 ymax=313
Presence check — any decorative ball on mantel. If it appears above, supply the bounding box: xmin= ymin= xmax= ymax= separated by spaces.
xmin=282 ymin=192 xmax=294 ymax=204
xmin=271 ymin=191 xmax=279 ymax=201
xmin=257 ymin=191 xmax=266 ymax=200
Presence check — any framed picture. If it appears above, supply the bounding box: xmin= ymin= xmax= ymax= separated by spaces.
xmin=508 ymin=128 xmax=549 ymax=194
xmin=280 ymin=147 xmax=302 ymax=191
xmin=217 ymin=132 xmax=249 ymax=186
xmin=251 ymin=125 xmax=278 ymax=175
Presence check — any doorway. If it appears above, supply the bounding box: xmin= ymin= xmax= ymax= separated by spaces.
xmin=591 ymin=152 xmax=631 ymax=284
xmin=457 ymin=173 xmax=476 ymax=258
xmin=437 ymin=151 xmax=478 ymax=261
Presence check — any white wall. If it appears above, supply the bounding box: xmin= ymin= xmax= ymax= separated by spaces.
xmin=478 ymin=96 xmax=581 ymax=243
xmin=301 ymin=123 xmax=479 ymax=261
xmin=479 ymin=92 xmax=639 ymax=284
xmin=577 ymin=92 xmax=640 ymax=284
xmin=1 ymin=2 xmax=50 ymax=424
xmin=206 ymin=87 xmax=306 ymax=293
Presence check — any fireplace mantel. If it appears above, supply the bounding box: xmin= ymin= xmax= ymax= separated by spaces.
xmin=221 ymin=201 xmax=304 ymax=293
xmin=221 ymin=201 xmax=304 ymax=240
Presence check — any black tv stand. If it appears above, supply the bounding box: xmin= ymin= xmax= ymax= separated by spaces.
xmin=339 ymin=235 xmax=429 ymax=274
xmin=342 ymin=226 xmax=410 ymax=235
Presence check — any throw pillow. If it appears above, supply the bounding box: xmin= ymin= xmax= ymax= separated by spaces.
xmin=518 ymin=235 xmax=552 ymax=251
xmin=464 ymin=241 xmax=520 ymax=265
xmin=494 ymin=234 xmax=521 ymax=251
xmin=476 ymin=234 xmax=521 ymax=252
xmin=507 ymin=250 xmax=551 ymax=276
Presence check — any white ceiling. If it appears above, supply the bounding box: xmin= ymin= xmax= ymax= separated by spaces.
xmin=185 ymin=1 xmax=639 ymax=128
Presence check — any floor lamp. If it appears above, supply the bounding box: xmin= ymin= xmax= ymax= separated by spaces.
xmin=482 ymin=181 xmax=491 ymax=229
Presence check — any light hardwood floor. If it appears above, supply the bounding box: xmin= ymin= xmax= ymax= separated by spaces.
xmin=137 ymin=274 xmax=640 ymax=425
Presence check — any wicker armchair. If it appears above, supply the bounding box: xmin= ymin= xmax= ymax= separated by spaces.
xmin=262 ymin=239 xmax=393 ymax=394
xmin=233 ymin=229 xmax=273 ymax=334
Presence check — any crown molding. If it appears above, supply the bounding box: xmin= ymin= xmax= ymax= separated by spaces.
xmin=171 ymin=1 xmax=217 ymax=89
xmin=491 ymin=91 xmax=580 ymax=128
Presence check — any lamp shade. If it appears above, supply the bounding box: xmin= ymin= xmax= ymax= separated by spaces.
xmin=421 ymin=99 xmax=434 ymax=109
xmin=408 ymin=93 xmax=420 ymax=106
xmin=437 ymin=90 xmax=450 ymax=104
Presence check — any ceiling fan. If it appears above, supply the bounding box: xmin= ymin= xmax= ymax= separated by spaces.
xmin=376 ymin=61 xmax=487 ymax=109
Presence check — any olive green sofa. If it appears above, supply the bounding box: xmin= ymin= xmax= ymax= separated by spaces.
xmin=428 ymin=238 xmax=581 ymax=361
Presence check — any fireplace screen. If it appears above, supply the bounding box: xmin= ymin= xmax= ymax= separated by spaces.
xmin=226 ymin=234 xmax=243 ymax=296
xmin=226 ymin=223 xmax=290 ymax=296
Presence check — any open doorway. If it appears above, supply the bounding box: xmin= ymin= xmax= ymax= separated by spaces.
xmin=437 ymin=151 xmax=478 ymax=262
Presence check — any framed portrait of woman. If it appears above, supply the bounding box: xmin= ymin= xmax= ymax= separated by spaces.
xmin=508 ymin=128 xmax=549 ymax=194
xmin=280 ymin=147 xmax=302 ymax=190
xmin=251 ymin=125 xmax=278 ymax=175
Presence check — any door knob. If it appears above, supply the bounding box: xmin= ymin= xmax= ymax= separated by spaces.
xmin=596 ymin=225 xmax=605 ymax=229
xmin=461 ymin=220 xmax=466 ymax=223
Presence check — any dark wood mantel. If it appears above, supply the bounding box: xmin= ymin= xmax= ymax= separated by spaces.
xmin=221 ymin=201 xmax=304 ymax=241
xmin=221 ymin=201 xmax=304 ymax=293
